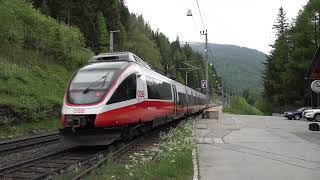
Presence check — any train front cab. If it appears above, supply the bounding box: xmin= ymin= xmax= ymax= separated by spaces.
xmin=60 ymin=63 xmax=143 ymax=145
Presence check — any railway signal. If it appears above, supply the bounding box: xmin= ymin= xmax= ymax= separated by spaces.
xmin=201 ymin=80 xmax=207 ymax=89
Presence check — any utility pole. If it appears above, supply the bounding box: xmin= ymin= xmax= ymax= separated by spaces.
xmin=201 ymin=30 xmax=209 ymax=109
xmin=185 ymin=71 xmax=188 ymax=86
xmin=66 ymin=0 xmax=70 ymax=25
xmin=109 ymin=30 xmax=120 ymax=52
xmin=221 ymin=79 xmax=224 ymax=105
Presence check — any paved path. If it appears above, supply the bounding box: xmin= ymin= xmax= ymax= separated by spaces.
xmin=195 ymin=113 xmax=320 ymax=180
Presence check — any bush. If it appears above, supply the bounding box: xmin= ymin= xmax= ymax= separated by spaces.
xmin=253 ymin=97 xmax=273 ymax=115
xmin=224 ymin=96 xmax=263 ymax=115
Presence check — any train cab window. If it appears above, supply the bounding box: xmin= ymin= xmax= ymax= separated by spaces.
xmin=67 ymin=68 xmax=119 ymax=105
xmin=107 ymin=74 xmax=137 ymax=104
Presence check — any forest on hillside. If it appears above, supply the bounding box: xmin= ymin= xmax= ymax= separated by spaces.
xmin=263 ymin=0 xmax=320 ymax=109
xmin=191 ymin=43 xmax=266 ymax=95
xmin=30 ymin=0 xmax=220 ymax=89
xmin=0 ymin=0 xmax=220 ymax=124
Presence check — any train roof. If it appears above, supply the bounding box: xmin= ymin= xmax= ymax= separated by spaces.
xmin=81 ymin=61 xmax=128 ymax=70
xmin=88 ymin=52 xmax=151 ymax=70
xmin=87 ymin=52 xmax=205 ymax=97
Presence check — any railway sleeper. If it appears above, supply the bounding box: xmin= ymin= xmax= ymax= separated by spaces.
xmin=1 ymin=171 xmax=40 ymax=179
xmin=17 ymin=167 xmax=50 ymax=173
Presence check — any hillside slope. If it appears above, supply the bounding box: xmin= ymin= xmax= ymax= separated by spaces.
xmin=191 ymin=43 xmax=266 ymax=94
xmin=0 ymin=0 xmax=93 ymax=125
xmin=0 ymin=0 xmax=220 ymax=128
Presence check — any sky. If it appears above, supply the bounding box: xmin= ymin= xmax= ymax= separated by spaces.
xmin=126 ymin=0 xmax=308 ymax=54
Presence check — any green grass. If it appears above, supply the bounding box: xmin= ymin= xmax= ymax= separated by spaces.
xmin=0 ymin=118 xmax=60 ymax=139
xmin=0 ymin=50 xmax=69 ymax=137
xmin=82 ymin=121 xmax=194 ymax=180
xmin=0 ymin=0 xmax=93 ymax=132
xmin=224 ymin=96 xmax=263 ymax=115
xmin=0 ymin=54 xmax=71 ymax=121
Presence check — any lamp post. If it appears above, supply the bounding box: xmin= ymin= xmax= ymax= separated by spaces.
xmin=200 ymin=31 xmax=209 ymax=109
xmin=187 ymin=10 xmax=209 ymax=109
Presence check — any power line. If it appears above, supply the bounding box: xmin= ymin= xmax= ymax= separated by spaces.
xmin=186 ymin=0 xmax=202 ymax=44
xmin=195 ymin=0 xmax=205 ymax=29
xmin=190 ymin=0 xmax=206 ymax=50
xmin=190 ymin=0 xmax=200 ymax=31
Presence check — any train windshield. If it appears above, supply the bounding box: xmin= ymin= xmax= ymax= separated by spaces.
xmin=67 ymin=68 xmax=119 ymax=105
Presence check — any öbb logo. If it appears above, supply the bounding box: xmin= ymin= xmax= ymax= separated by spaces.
xmin=137 ymin=90 xmax=144 ymax=98
xmin=74 ymin=108 xmax=85 ymax=113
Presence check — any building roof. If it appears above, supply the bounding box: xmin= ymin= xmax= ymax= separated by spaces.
xmin=306 ymin=46 xmax=320 ymax=79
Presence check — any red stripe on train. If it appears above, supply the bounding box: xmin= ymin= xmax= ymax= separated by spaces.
xmin=95 ymin=101 xmax=177 ymax=127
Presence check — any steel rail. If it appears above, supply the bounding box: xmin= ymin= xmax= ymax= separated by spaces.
xmin=0 ymin=132 xmax=60 ymax=155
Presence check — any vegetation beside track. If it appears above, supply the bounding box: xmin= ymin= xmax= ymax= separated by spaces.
xmin=84 ymin=121 xmax=194 ymax=180
xmin=0 ymin=118 xmax=60 ymax=139
xmin=223 ymin=96 xmax=264 ymax=115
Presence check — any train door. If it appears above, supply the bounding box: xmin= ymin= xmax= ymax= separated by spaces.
xmin=172 ymin=85 xmax=177 ymax=118
xmin=136 ymin=73 xmax=146 ymax=102
xmin=185 ymin=88 xmax=189 ymax=115
xmin=191 ymin=91 xmax=194 ymax=113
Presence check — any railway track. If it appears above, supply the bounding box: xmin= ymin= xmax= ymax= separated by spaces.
xmin=0 ymin=133 xmax=60 ymax=156
xmin=71 ymin=132 xmax=164 ymax=180
xmin=0 ymin=146 xmax=108 ymax=180
xmin=0 ymin=116 xmax=196 ymax=180
xmin=0 ymin=136 xmax=151 ymax=180
xmin=72 ymin=117 xmax=189 ymax=180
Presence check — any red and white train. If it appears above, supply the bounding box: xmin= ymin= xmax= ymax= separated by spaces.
xmin=60 ymin=52 xmax=206 ymax=145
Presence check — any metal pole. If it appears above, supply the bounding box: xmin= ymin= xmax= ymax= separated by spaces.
xmin=110 ymin=32 xmax=113 ymax=52
xmin=66 ymin=0 xmax=70 ymax=25
xmin=109 ymin=30 xmax=120 ymax=52
xmin=221 ymin=80 xmax=224 ymax=105
xmin=186 ymin=72 xmax=188 ymax=86
xmin=201 ymin=30 xmax=209 ymax=109
xmin=317 ymin=93 xmax=320 ymax=107
xmin=228 ymin=91 xmax=231 ymax=106
xmin=205 ymin=31 xmax=209 ymax=109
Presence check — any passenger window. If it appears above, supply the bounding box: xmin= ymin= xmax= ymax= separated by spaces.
xmin=107 ymin=74 xmax=137 ymax=104
xmin=178 ymin=92 xmax=187 ymax=106
xmin=146 ymin=78 xmax=172 ymax=100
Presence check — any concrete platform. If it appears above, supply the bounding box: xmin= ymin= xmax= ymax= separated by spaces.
xmin=195 ymin=113 xmax=320 ymax=180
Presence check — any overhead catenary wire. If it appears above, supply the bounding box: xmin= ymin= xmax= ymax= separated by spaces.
xmin=187 ymin=0 xmax=204 ymax=43
xmin=195 ymin=0 xmax=205 ymax=29
xmin=188 ymin=0 xmax=206 ymax=49
xmin=186 ymin=0 xmax=209 ymax=70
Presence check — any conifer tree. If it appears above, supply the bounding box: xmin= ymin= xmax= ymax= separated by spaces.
xmin=96 ymin=11 xmax=109 ymax=53
xmin=273 ymin=7 xmax=289 ymax=37
xmin=263 ymin=7 xmax=291 ymax=106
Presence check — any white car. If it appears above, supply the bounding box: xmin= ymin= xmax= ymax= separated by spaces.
xmin=302 ymin=108 xmax=320 ymax=122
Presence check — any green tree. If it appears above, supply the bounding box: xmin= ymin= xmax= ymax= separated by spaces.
xmin=263 ymin=7 xmax=291 ymax=106
xmin=273 ymin=7 xmax=289 ymax=37
xmin=96 ymin=11 xmax=109 ymax=53
xmin=263 ymin=1 xmax=320 ymax=107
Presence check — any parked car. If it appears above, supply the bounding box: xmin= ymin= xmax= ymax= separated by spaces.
xmin=302 ymin=108 xmax=320 ymax=121
xmin=284 ymin=107 xmax=312 ymax=120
